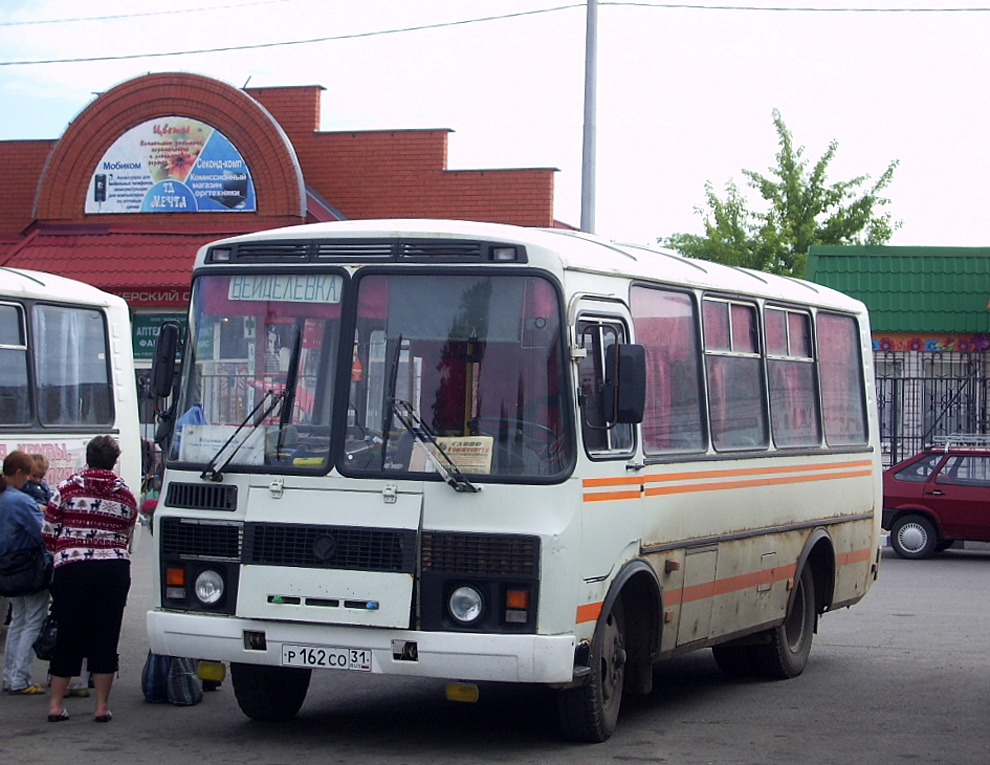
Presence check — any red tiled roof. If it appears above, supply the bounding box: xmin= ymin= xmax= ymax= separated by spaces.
xmin=0 ymin=224 xmax=285 ymax=292
xmin=0 ymin=235 xmax=21 ymax=260
xmin=0 ymin=230 xmax=212 ymax=291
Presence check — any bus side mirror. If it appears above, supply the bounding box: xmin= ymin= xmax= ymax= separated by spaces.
xmin=151 ymin=321 xmax=180 ymax=399
xmin=604 ymin=343 xmax=646 ymax=424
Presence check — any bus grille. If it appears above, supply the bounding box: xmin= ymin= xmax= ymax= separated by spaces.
xmin=160 ymin=518 xmax=242 ymax=561
xmin=401 ymin=242 xmax=483 ymax=259
xmin=421 ymin=533 xmax=539 ymax=577
xmin=165 ymin=482 xmax=237 ymax=512
xmin=231 ymin=243 xmax=310 ymax=261
xmin=314 ymin=241 xmax=395 ymax=259
xmin=244 ymin=523 xmax=416 ymax=573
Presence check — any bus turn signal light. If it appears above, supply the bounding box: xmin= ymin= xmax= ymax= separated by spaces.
xmin=505 ymin=588 xmax=530 ymax=609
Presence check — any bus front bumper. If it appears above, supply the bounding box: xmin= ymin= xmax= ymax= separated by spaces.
xmin=147 ymin=609 xmax=578 ymax=684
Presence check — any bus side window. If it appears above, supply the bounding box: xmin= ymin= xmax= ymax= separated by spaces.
xmin=577 ymin=320 xmax=633 ymax=456
xmin=0 ymin=303 xmax=31 ymax=425
xmin=630 ymin=286 xmax=706 ymax=454
xmin=703 ymin=299 xmax=768 ymax=451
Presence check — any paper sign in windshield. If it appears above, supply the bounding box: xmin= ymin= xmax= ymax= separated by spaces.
xmin=409 ymin=436 xmax=494 ymax=475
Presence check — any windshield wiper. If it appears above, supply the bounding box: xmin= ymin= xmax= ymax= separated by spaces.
xmin=378 ymin=334 xmax=478 ymax=492
xmin=200 ymin=389 xmax=284 ymax=482
xmin=389 ymin=398 xmax=481 ymax=493
xmin=201 ymin=326 xmax=303 ymax=481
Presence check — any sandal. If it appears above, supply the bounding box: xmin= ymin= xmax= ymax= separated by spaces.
xmin=94 ymin=711 xmax=112 ymax=723
xmin=10 ymin=684 xmax=44 ymax=695
xmin=48 ymin=709 xmax=70 ymax=723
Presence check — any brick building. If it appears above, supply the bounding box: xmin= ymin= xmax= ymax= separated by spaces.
xmin=0 ymin=71 xmax=558 ymax=429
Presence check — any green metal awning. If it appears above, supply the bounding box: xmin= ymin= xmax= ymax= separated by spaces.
xmin=805 ymin=245 xmax=990 ymax=333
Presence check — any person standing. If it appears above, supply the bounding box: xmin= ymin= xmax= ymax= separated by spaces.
xmin=1 ymin=450 xmax=49 ymax=696
xmin=42 ymin=436 xmax=137 ymax=723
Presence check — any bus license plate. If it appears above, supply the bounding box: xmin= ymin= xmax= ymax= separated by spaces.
xmin=281 ymin=644 xmax=372 ymax=671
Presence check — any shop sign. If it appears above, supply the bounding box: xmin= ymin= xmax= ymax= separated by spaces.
xmin=133 ymin=312 xmax=187 ymax=360
xmin=86 ymin=117 xmax=256 ymax=214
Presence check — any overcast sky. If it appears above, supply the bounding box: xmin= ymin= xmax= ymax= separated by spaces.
xmin=1 ymin=0 xmax=987 ymax=248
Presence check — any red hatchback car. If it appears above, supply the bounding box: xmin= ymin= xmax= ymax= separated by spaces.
xmin=882 ymin=439 xmax=990 ymax=559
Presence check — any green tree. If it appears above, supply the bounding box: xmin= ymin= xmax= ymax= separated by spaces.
xmin=662 ymin=110 xmax=899 ymax=277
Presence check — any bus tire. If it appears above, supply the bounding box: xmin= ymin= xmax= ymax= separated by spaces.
xmin=890 ymin=515 xmax=937 ymax=559
xmin=557 ymin=599 xmax=626 ymax=742
xmin=230 ymin=662 xmax=311 ymax=721
xmin=711 ymin=644 xmax=755 ymax=678
xmin=750 ymin=565 xmax=816 ymax=680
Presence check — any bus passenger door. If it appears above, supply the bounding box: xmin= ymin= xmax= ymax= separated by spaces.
xmin=574 ymin=310 xmax=638 ymax=582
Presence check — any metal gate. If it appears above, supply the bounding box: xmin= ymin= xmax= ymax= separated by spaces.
xmin=875 ymin=350 xmax=990 ymax=467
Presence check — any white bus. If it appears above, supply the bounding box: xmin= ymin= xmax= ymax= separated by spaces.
xmin=147 ymin=220 xmax=881 ymax=741
xmin=0 ymin=268 xmax=141 ymax=493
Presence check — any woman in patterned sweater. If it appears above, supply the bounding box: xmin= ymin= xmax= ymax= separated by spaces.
xmin=42 ymin=436 xmax=137 ymax=723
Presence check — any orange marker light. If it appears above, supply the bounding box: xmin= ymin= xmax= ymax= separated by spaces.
xmin=166 ymin=567 xmax=186 ymax=586
xmin=505 ymin=588 xmax=530 ymax=610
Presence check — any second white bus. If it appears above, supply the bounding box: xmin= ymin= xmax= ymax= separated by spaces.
xmin=147 ymin=220 xmax=881 ymax=741
xmin=0 ymin=268 xmax=140 ymax=492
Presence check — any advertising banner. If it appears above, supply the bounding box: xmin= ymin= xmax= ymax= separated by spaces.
xmin=86 ymin=117 xmax=256 ymax=214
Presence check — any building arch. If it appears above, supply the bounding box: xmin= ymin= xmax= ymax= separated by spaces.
xmin=35 ymin=72 xmax=305 ymax=222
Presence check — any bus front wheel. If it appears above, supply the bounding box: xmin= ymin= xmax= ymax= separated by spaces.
xmin=557 ymin=599 xmax=626 ymax=742
xmin=230 ymin=662 xmax=311 ymax=721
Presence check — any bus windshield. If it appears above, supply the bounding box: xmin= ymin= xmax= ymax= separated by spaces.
xmin=169 ymin=272 xmax=343 ymax=472
xmin=169 ymin=270 xmax=570 ymax=480
xmin=344 ymin=273 xmax=569 ymax=480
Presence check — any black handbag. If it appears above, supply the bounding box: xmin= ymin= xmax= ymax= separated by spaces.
xmin=33 ymin=611 xmax=58 ymax=661
xmin=0 ymin=544 xmax=48 ymax=597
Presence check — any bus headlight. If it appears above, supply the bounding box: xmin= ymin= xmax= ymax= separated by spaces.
xmin=448 ymin=585 xmax=484 ymax=625
xmin=194 ymin=569 xmax=225 ymax=606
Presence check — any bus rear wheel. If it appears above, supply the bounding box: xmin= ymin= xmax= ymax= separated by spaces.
xmin=557 ymin=599 xmax=626 ymax=742
xmin=230 ymin=663 xmax=311 ymax=721
xmin=749 ymin=565 xmax=816 ymax=680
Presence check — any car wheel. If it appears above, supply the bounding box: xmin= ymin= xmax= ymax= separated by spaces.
xmin=890 ymin=515 xmax=937 ymax=560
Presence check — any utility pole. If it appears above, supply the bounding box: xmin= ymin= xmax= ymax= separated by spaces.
xmin=580 ymin=0 xmax=598 ymax=234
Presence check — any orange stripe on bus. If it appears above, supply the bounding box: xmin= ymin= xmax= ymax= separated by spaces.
xmin=579 ymin=546 xmax=871 ymax=623
xmin=835 ymin=547 xmax=873 ymax=566
xmin=643 ymin=469 xmax=874 ymax=497
xmin=665 ymin=564 xmax=798 ymax=606
xmin=582 ymin=467 xmax=874 ymax=502
xmin=583 ymin=475 xmax=648 ymax=488
xmin=576 ymin=601 xmax=603 ymax=624
xmin=582 ymin=459 xmax=873 ymax=490
xmin=661 ymin=548 xmax=871 ymax=609
xmin=583 ymin=489 xmax=642 ymax=502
